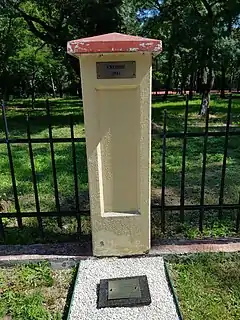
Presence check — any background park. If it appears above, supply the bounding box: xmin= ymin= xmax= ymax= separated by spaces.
xmin=0 ymin=1 xmax=240 ymax=320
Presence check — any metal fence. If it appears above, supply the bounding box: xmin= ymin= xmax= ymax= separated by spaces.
xmin=0 ymin=97 xmax=240 ymax=243
xmin=151 ymin=96 xmax=240 ymax=233
xmin=0 ymin=100 xmax=90 ymax=241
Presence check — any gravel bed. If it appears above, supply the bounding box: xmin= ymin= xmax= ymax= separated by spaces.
xmin=68 ymin=256 xmax=179 ymax=320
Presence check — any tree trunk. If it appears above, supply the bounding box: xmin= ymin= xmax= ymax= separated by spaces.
xmin=200 ymin=90 xmax=210 ymax=116
xmin=220 ymin=65 xmax=226 ymax=99
xmin=164 ymin=49 xmax=174 ymax=101
xmin=68 ymin=55 xmax=80 ymax=76
xmin=180 ymin=76 xmax=186 ymax=96
xmin=1 ymin=71 xmax=9 ymax=101
xmin=31 ymin=74 xmax=35 ymax=109
xmin=3 ymin=86 xmax=9 ymax=102
xmin=199 ymin=67 xmax=214 ymax=115
xmin=196 ymin=69 xmax=202 ymax=93
xmin=50 ymin=71 xmax=56 ymax=98
xmin=189 ymin=71 xmax=195 ymax=100
xmin=199 ymin=44 xmax=214 ymax=116
xmin=228 ymin=72 xmax=233 ymax=92
xmin=237 ymin=77 xmax=240 ymax=92
xmin=59 ymin=84 xmax=63 ymax=98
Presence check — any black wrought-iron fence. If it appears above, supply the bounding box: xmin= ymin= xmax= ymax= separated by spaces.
xmin=0 ymin=100 xmax=89 ymax=241
xmin=0 ymin=97 xmax=239 ymax=243
xmin=151 ymin=96 xmax=240 ymax=233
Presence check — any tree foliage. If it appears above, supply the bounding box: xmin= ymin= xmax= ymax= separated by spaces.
xmin=0 ymin=0 xmax=240 ymax=106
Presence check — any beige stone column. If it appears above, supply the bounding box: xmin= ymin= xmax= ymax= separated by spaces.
xmin=67 ymin=33 xmax=162 ymax=256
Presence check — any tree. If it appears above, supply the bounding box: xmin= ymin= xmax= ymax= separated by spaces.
xmin=139 ymin=0 xmax=240 ymax=112
xmin=1 ymin=0 xmax=125 ymax=75
xmin=1 ymin=0 xmax=240 ymax=103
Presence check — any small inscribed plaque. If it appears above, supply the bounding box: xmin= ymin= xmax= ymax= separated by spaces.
xmin=97 ymin=275 xmax=151 ymax=308
xmin=96 ymin=61 xmax=136 ymax=79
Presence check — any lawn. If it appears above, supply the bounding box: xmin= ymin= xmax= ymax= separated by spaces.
xmin=0 ymin=94 xmax=239 ymax=244
xmin=0 ymin=262 xmax=75 ymax=319
xmin=168 ymin=252 xmax=240 ymax=320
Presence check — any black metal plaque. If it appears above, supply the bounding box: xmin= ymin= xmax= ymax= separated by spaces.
xmin=97 ymin=275 xmax=151 ymax=308
xmin=96 ymin=61 xmax=136 ymax=79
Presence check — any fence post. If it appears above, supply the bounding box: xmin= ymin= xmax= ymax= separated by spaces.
xmin=26 ymin=114 xmax=44 ymax=238
xmin=46 ymin=99 xmax=62 ymax=228
xmin=219 ymin=96 xmax=232 ymax=219
xmin=199 ymin=108 xmax=210 ymax=232
xmin=161 ymin=110 xmax=167 ymax=233
xmin=1 ymin=100 xmax=22 ymax=228
xmin=180 ymin=96 xmax=189 ymax=224
xmin=236 ymin=194 xmax=240 ymax=233
xmin=70 ymin=115 xmax=81 ymax=234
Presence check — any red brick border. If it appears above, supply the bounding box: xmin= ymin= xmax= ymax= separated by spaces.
xmin=0 ymin=239 xmax=239 ymax=266
xmin=150 ymin=242 xmax=240 ymax=255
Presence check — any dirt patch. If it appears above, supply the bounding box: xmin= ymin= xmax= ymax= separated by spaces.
xmin=0 ymin=200 xmax=11 ymax=213
xmin=152 ymin=121 xmax=163 ymax=134
xmin=152 ymin=187 xmax=180 ymax=206
xmin=60 ymin=188 xmax=181 ymax=210
xmin=44 ymin=269 xmax=73 ymax=315
xmin=60 ymin=190 xmax=90 ymax=212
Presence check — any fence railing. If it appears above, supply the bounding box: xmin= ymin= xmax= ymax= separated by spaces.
xmin=0 ymin=97 xmax=240 ymax=243
xmin=0 ymin=100 xmax=89 ymax=241
xmin=151 ymin=96 xmax=240 ymax=234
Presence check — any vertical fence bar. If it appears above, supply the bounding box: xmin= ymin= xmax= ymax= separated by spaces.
xmin=1 ymin=100 xmax=22 ymax=228
xmin=161 ymin=110 xmax=167 ymax=233
xmin=180 ymin=96 xmax=189 ymax=223
xmin=219 ymin=96 xmax=232 ymax=219
xmin=46 ymin=99 xmax=62 ymax=228
xmin=236 ymin=194 xmax=240 ymax=233
xmin=199 ymin=108 xmax=210 ymax=232
xmin=70 ymin=115 xmax=81 ymax=234
xmin=26 ymin=115 xmax=44 ymax=238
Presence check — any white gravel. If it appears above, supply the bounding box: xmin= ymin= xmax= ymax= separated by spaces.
xmin=68 ymin=256 xmax=179 ymax=320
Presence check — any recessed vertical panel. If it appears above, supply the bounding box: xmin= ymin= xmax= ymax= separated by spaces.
xmin=97 ymin=88 xmax=140 ymax=214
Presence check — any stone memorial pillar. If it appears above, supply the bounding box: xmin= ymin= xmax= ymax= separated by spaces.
xmin=67 ymin=33 xmax=162 ymax=257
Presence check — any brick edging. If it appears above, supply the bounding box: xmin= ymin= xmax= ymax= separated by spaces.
xmin=0 ymin=239 xmax=239 ymax=268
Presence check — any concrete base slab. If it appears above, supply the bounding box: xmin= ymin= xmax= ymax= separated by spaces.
xmin=68 ymin=257 xmax=179 ymax=320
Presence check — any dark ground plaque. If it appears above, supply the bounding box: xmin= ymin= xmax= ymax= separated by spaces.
xmin=97 ymin=275 xmax=151 ymax=308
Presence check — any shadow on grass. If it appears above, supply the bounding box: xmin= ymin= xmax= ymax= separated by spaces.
xmin=1 ymin=222 xmax=83 ymax=245
xmin=0 ymin=113 xmax=85 ymax=138
xmin=0 ymin=99 xmax=84 ymax=138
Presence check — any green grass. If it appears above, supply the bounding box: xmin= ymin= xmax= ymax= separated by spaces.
xmin=169 ymin=252 xmax=240 ymax=320
xmin=0 ymin=95 xmax=239 ymax=244
xmin=0 ymin=262 xmax=75 ymax=319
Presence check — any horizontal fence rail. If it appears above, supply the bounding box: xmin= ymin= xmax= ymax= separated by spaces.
xmin=152 ymin=131 xmax=240 ymax=138
xmin=0 ymin=97 xmax=240 ymax=243
xmin=0 ymin=137 xmax=86 ymax=144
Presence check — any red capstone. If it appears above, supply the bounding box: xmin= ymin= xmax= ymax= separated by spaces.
xmin=67 ymin=32 xmax=162 ymax=55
